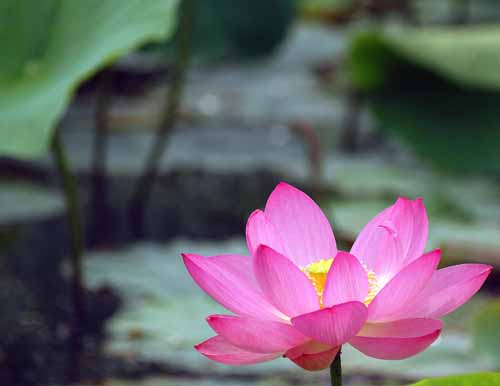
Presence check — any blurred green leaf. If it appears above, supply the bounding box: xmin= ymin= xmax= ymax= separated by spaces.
xmin=150 ymin=0 xmax=297 ymax=62
xmin=472 ymin=301 xmax=500 ymax=368
xmin=349 ymin=32 xmax=399 ymax=92
xmin=370 ymin=87 xmax=500 ymax=174
xmin=409 ymin=373 xmax=500 ymax=386
xmin=349 ymin=27 xmax=500 ymax=174
xmin=218 ymin=0 xmax=297 ymax=57
xmin=351 ymin=26 xmax=500 ymax=92
xmin=385 ymin=26 xmax=500 ymax=90
xmin=0 ymin=0 xmax=179 ymax=158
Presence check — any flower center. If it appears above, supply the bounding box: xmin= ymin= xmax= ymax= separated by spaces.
xmin=364 ymin=269 xmax=380 ymax=305
xmin=301 ymin=258 xmax=380 ymax=307
xmin=301 ymin=258 xmax=334 ymax=304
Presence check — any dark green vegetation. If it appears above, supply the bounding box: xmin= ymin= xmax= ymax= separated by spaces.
xmin=349 ymin=27 xmax=500 ymax=174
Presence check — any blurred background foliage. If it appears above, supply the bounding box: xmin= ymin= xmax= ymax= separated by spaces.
xmin=1 ymin=0 xmax=500 ymax=386
xmin=409 ymin=373 xmax=500 ymax=386
xmin=349 ymin=27 xmax=500 ymax=173
xmin=0 ymin=0 xmax=179 ymax=157
xmin=149 ymin=0 xmax=298 ymax=61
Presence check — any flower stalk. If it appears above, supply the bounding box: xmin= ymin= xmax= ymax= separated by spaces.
xmin=52 ymin=129 xmax=85 ymax=382
xmin=127 ymin=0 xmax=196 ymax=238
xmin=330 ymin=350 xmax=342 ymax=386
xmin=90 ymin=69 xmax=114 ymax=246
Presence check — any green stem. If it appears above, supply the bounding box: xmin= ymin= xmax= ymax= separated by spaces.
xmin=127 ymin=0 xmax=196 ymax=238
xmin=330 ymin=350 xmax=342 ymax=386
xmin=52 ymin=129 xmax=85 ymax=382
xmin=90 ymin=70 xmax=114 ymax=246
xmin=339 ymin=89 xmax=361 ymax=153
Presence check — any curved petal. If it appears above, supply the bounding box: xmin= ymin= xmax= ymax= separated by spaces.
xmin=246 ymin=209 xmax=287 ymax=256
xmin=401 ymin=264 xmax=493 ymax=319
xmin=286 ymin=345 xmax=339 ymax=371
xmin=350 ymin=200 xmax=404 ymax=270
xmin=407 ymin=198 xmax=428 ymax=263
xmin=284 ymin=340 xmax=331 ymax=358
xmin=254 ymin=245 xmax=319 ymax=317
xmin=183 ymin=253 xmax=285 ymax=321
xmin=264 ymin=182 xmax=336 ymax=266
xmin=367 ymin=250 xmax=440 ymax=322
xmin=291 ymin=301 xmax=367 ymax=346
xmin=207 ymin=315 xmax=308 ymax=353
xmin=372 ymin=221 xmax=407 ymax=281
xmin=358 ymin=318 xmax=443 ymax=338
xmin=195 ymin=336 xmax=281 ymax=365
xmin=323 ymin=252 xmax=369 ymax=307
xmin=351 ymin=198 xmax=428 ymax=277
xmin=349 ymin=330 xmax=441 ymax=360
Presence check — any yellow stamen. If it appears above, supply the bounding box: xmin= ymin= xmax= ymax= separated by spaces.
xmin=301 ymin=258 xmax=380 ymax=307
xmin=364 ymin=267 xmax=380 ymax=305
xmin=301 ymin=258 xmax=334 ymax=306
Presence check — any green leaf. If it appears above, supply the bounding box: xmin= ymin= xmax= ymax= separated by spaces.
xmin=351 ymin=26 xmax=500 ymax=92
xmin=150 ymin=0 xmax=297 ymax=62
xmin=348 ymin=30 xmax=398 ymax=91
xmin=0 ymin=0 xmax=179 ymax=158
xmin=382 ymin=26 xmax=500 ymax=91
xmin=409 ymin=373 xmax=500 ymax=386
xmin=217 ymin=0 xmax=297 ymax=57
xmin=370 ymin=87 xmax=500 ymax=174
xmin=472 ymin=301 xmax=500 ymax=368
xmin=349 ymin=28 xmax=500 ymax=174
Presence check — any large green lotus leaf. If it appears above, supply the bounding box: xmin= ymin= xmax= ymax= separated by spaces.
xmin=472 ymin=301 xmax=500 ymax=368
xmin=0 ymin=0 xmax=179 ymax=158
xmin=409 ymin=373 xmax=500 ymax=386
xmin=349 ymin=28 xmax=500 ymax=174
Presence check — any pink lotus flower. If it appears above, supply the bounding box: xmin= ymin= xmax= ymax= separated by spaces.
xmin=182 ymin=183 xmax=492 ymax=371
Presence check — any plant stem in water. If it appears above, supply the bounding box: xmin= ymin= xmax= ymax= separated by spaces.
xmin=90 ymin=70 xmax=114 ymax=246
xmin=127 ymin=0 xmax=196 ymax=238
xmin=52 ymin=129 xmax=85 ymax=382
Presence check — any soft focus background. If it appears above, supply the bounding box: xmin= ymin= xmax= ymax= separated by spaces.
xmin=1 ymin=0 xmax=500 ymax=385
